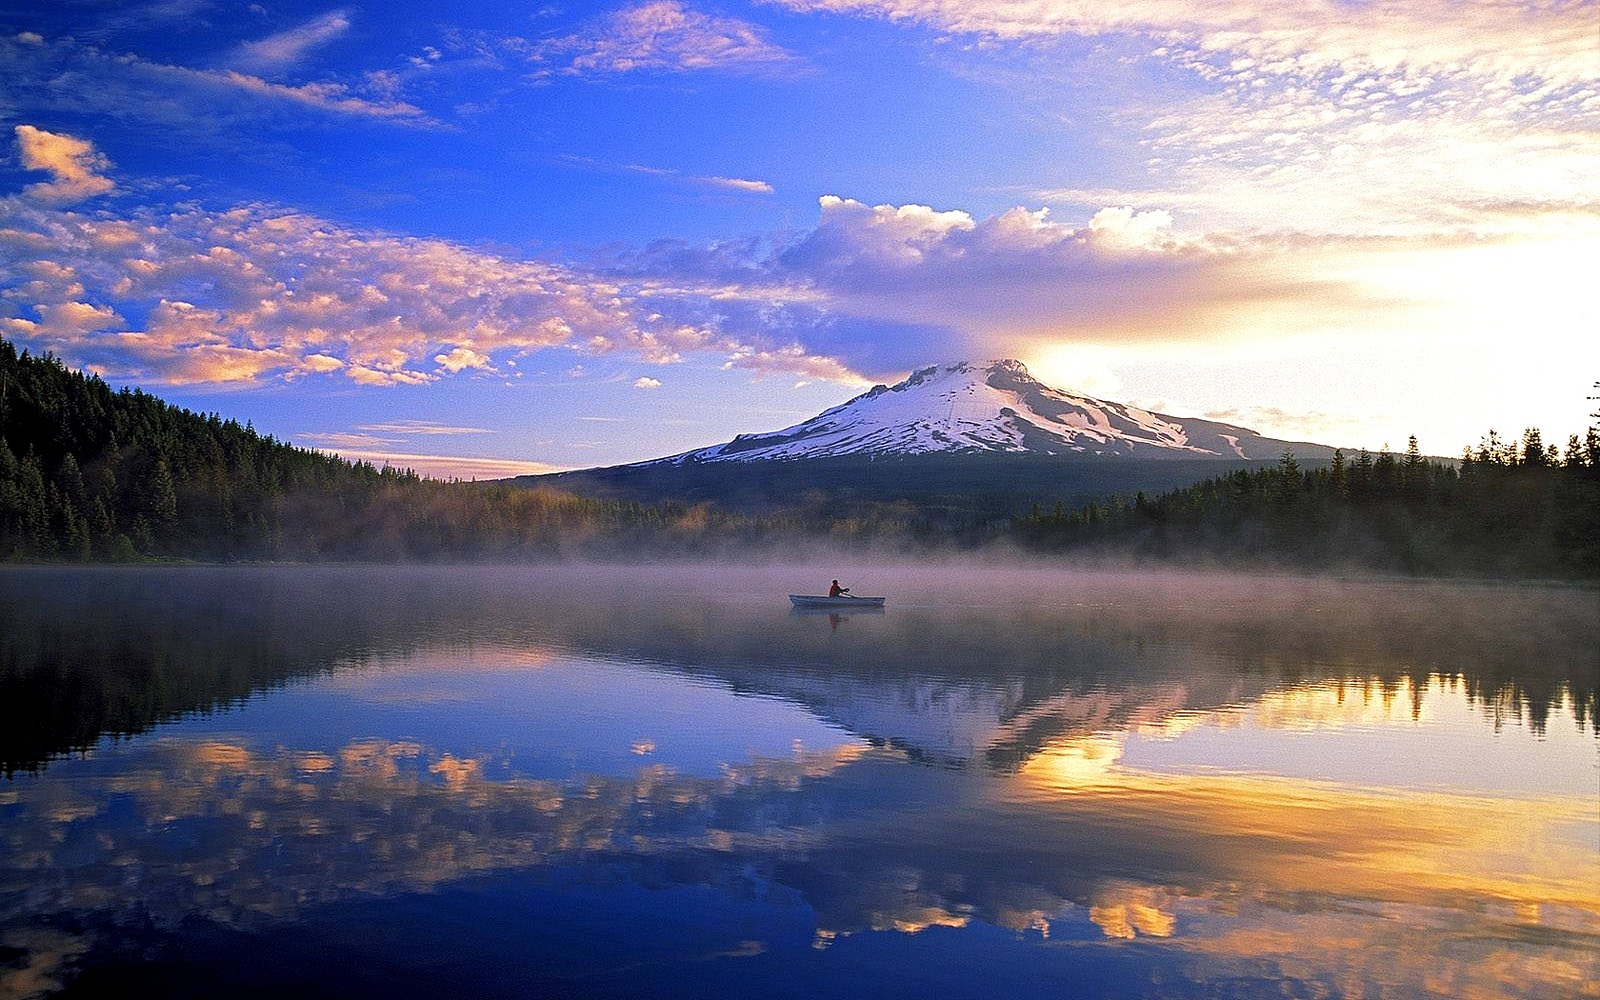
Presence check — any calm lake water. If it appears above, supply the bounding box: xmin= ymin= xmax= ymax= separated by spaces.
xmin=1 ymin=565 xmax=1596 ymax=999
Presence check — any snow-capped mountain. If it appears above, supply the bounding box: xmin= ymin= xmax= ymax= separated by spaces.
xmin=645 ymin=359 xmax=1329 ymax=464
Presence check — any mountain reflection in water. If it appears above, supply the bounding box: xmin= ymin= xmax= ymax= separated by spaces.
xmin=0 ymin=565 xmax=1595 ymax=999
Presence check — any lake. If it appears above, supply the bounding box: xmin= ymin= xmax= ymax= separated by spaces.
xmin=1 ymin=565 xmax=1596 ymax=998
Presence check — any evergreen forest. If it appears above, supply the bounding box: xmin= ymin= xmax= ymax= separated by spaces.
xmin=1013 ymin=435 xmax=1600 ymax=577
xmin=0 ymin=339 xmax=803 ymax=561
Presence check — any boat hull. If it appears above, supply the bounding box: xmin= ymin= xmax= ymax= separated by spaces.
xmin=788 ymin=595 xmax=886 ymax=608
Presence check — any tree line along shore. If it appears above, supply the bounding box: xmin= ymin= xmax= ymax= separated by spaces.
xmin=2 ymin=339 xmax=1596 ymax=576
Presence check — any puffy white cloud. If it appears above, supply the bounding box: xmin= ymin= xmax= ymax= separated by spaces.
xmin=763 ymin=195 xmax=1225 ymax=347
xmin=1086 ymin=206 xmax=1175 ymax=250
xmin=633 ymin=376 xmax=663 ymax=389
xmin=433 ymin=346 xmax=493 ymax=373
xmin=234 ymin=9 xmax=352 ymax=71
xmin=795 ymin=195 xmax=978 ymax=269
xmin=13 ymin=126 xmax=115 ymax=203
xmin=518 ymin=1 xmax=800 ymax=77
xmin=35 ymin=300 xmax=125 ymax=336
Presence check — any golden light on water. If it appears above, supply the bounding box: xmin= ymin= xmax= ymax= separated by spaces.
xmin=1013 ymin=676 xmax=1600 ymax=967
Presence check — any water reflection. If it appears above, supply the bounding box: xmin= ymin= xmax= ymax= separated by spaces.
xmin=3 ymin=706 xmax=1593 ymax=996
xmin=0 ymin=566 xmax=1595 ymax=998
xmin=4 ymin=566 xmax=1594 ymax=775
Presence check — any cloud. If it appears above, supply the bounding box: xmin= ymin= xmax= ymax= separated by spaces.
xmin=773 ymin=0 xmax=1595 ymax=87
xmin=629 ymin=164 xmax=775 ymax=195
xmin=433 ymin=346 xmax=493 ymax=373
xmin=701 ymin=176 xmax=774 ymax=193
xmin=295 ymin=431 xmax=402 ymax=449
xmin=37 ymin=0 xmax=218 ymax=43
xmin=613 ymin=191 xmax=1597 ymax=395
xmin=295 ymin=422 xmax=497 ymax=458
xmin=355 ymin=420 xmax=492 ymax=435
xmin=560 ymin=156 xmax=776 ymax=196
xmin=345 ymin=365 xmax=434 ymax=387
xmin=6 ymin=138 xmax=1589 ymax=406
xmin=769 ymin=3 xmax=1596 ymax=243
xmin=633 ymin=376 xmax=663 ymax=389
xmin=753 ymin=195 xmax=1219 ymax=348
xmin=1196 ymin=406 xmax=1380 ymax=446
xmin=1086 ymin=206 xmax=1174 ymax=250
xmin=722 ymin=345 xmax=868 ymax=384
xmin=305 ymin=448 xmax=567 ymax=479
xmin=520 ymin=1 xmax=800 ymax=77
xmin=206 ymin=69 xmax=432 ymax=122
xmin=0 ymin=33 xmax=436 ymax=132
xmin=0 ymin=193 xmax=853 ymax=386
xmin=1130 ymin=401 xmax=1380 ymax=448
xmin=13 ymin=126 xmax=115 ymax=203
xmin=114 ymin=339 xmax=304 ymax=384
xmin=35 ymin=300 xmax=125 ymax=335
xmin=234 ymin=9 xmax=352 ymax=71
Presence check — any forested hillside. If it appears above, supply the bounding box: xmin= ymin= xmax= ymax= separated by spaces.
xmin=1013 ymin=434 xmax=1600 ymax=577
xmin=0 ymin=340 xmax=838 ymax=561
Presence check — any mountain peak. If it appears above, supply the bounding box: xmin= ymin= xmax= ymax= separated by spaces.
xmin=909 ymin=358 xmax=1031 ymax=379
xmin=858 ymin=358 xmax=1038 ymax=399
xmin=637 ymin=359 xmax=1334 ymax=466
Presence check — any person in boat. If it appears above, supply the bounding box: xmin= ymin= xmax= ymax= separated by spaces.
xmin=828 ymin=580 xmax=847 ymax=598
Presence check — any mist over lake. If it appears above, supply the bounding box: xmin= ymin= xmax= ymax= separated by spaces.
xmin=2 ymin=564 xmax=1594 ymax=999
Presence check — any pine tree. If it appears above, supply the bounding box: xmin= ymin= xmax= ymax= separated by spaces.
xmin=0 ymin=438 xmax=20 ymax=555
xmin=1402 ymin=436 xmax=1426 ymax=501
xmin=16 ymin=451 xmax=50 ymax=556
xmin=57 ymin=453 xmax=87 ymax=513
xmin=1522 ymin=428 xmax=1548 ymax=467
xmin=147 ymin=458 xmax=178 ymax=538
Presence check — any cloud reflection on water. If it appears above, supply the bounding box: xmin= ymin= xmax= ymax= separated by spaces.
xmin=1 ymin=680 xmax=1595 ymax=997
xmin=0 ymin=565 xmax=1596 ymax=997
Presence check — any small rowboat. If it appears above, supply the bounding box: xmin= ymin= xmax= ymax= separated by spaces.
xmin=788 ymin=594 xmax=886 ymax=609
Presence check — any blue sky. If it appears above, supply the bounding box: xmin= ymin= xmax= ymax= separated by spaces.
xmin=1 ymin=0 xmax=1595 ymax=475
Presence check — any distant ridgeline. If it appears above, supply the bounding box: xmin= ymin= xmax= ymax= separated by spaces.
xmin=1 ymin=338 xmax=1596 ymax=576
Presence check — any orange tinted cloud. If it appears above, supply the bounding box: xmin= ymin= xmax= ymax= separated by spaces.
xmin=13 ymin=125 xmax=114 ymax=203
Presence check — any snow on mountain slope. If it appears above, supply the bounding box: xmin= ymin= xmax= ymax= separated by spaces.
xmin=644 ymin=359 xmax=1321 ymax=464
